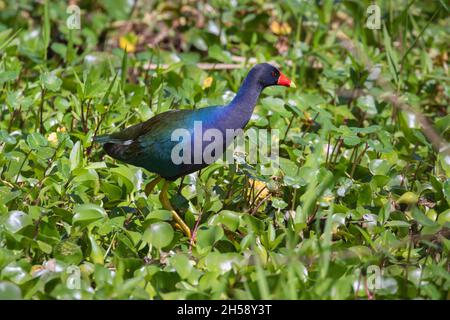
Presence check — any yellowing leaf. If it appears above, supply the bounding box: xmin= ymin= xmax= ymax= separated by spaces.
xmin=270 ymin=21 xmax=292 ymax=35
xmin=397 ymin=192 xmax=419 ymax=205
xmin=248 ymin=179 xmax=269 ymax=203
xmin=203 ymin=76 xmax=213 ymax=89
xmin=119 ymin=34 xmax=137 ymax=53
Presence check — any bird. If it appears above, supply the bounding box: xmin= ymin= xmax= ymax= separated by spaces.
xmin=94 ymin=63 xmax=295 ymax=238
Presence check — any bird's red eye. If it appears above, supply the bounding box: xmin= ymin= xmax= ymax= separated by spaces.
xmin=271 ymin=71 xmax=276 ymax=77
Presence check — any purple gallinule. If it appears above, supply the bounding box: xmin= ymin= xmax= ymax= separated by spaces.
xmin=94 ymin=63 xmax=295 ymax=237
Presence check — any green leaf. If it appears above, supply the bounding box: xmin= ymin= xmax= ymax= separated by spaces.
xmin=0 ymin=130 xmax=17 ymax=145
xmin=27 ymin=132 xmax=48 ymax=149
xmin=203 ymin=252 xmax=242 ymax=274
xmin=0 ymin=281 xmax=22 ymax=300
xmin=437 ymin=209 xmax=450 ymax=226
xmin=196 ymin=225 xmax=224 ymax=252
xmin=0 ymin=71 xmax=20 ymax=84
xmin=40 ymin=72 xmax=62 ymax=91
xmin=435 ymin=115 xmax=450 ymax=134
xmin=411 ymin=207 xmax=438 ymax=227
xmin=0 ymin=28 xmax=21 ymax=54
xmin=272 ymin=198 xmax=288 ymax=209
xmin=5 ymin=211 xmax=32 ymax=233
xmin=73 ymin=203 xmax=107 ymax=227
xmin=383 ymin=24 xmax=399 ymax=84
xmin=110 ymin=165 xmax=142 ymax=193
xmin=369 ymin=159 xmax=390 ymax=176
xmin=37 ymin=240 xmax=53 ymax=254
xmin=343 ymin=135 xmax=361 ymax=146
xmin=70 ymin=141 xmax=83 ymax=171
xmin=242 ymin=215 xmax=264 ymax=234
xmin=42 ymin=0 xmax=50 ymax=59
xmin=396 ymin=192 xmax=419 ymax=205
xmin=1 ymin=262 xmax=30 ymax=284
xmin=356 ymin=95 xmax=377 ymax=115
xmin=0 ymin=188 xmax=21 ymax=205
xmin=146 ymin=209 xmax=172 ymax=222
xmin=443 ymin=179 xmax=450 ymax=205
xmin=54 ymin=240 xmax=83 ymax=265
xmin=208 ymin=44 xmax=232 ymax=63
xmin=142 ymin=222 xmax=174 ymax=249
xmin=170 ymin=254 xmax=193 ymax=279
xmin=261 ymin=97 xmax=291 ymax=116
xmin=386 ymin=220 xmax=411 ymax=228
xmin=214 ymin=210 xmax=241 ymax=231
xmin=88 ymin=234 xmax=105 ymax=265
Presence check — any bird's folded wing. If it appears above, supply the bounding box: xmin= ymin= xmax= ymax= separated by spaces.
xmin=95 ymin=110 xmax=183 ymax=144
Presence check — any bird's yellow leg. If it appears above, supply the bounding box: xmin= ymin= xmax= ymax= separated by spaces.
xmin=145 ymin=176 xmax=162 ymax=196
xmin=159 ymin=180 xmax=191 ymax=238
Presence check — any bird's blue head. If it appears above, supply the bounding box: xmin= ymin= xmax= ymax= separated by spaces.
xmin=249 ymin=63 xmax=296 ymax=89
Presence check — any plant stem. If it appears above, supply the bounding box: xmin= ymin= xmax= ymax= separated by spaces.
xmin=39 ymin=88 xmax=46 ymax=133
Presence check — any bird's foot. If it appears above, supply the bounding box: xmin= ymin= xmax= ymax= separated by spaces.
xmin=170 ymin=210 xmax=191 ymax=238
xmin=159 ymin=180 xmax=191 ymax=238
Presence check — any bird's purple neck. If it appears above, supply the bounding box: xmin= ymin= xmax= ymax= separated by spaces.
xmin=223 ymin=73 xmax=263 ymax=129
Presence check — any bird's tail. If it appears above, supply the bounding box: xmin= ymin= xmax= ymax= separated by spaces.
xmin=93 ymin=135 xmax=127 ymax=144
xmin=92 ymin=134 xmax=112 ymax=144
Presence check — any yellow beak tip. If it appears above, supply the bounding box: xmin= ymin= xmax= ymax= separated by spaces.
xmin=290 ymin=81 xmax=297 ymax=88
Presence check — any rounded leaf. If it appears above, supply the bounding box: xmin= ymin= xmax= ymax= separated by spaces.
xmin=0 ymin=281 xmax=22 ymax=300
xmin=5 ymin=211 xmax=32 ymax=233
xmin=369 ymin=159 xmax=390 ymax=176
xmin=216 ymin=210 xmax=241 ymax=231
xmin=54 ymin=240 xmax=83 ymax=265
xmin=146 ymin=209 xmax=172 ymax=221
xmin=437 ymin=209 xmax=450 ymax=226
xmin=40 ymin=72 xmax=62 ymax=91
xmin=143 ymin=222 xmax=174 ymax=249
xmin=27 ymin=132 xmax=48 ymax=149
xmin=73 ymin=204 xmax=107 ymax=228
xmin=170 ymin=254 xmax=193 ymax=279
xmin=197 ymin=225 xmax=224 ymax=251
xmin=397 ymin=192 xmax=419 ymax=205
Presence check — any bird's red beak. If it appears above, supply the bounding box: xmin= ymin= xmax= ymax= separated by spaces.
xmin=277 ymin=73 xmax=296 ymax=88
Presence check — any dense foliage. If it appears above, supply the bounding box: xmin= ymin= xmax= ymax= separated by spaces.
xmin=0 ymin=0 xmax=449 ymax=300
